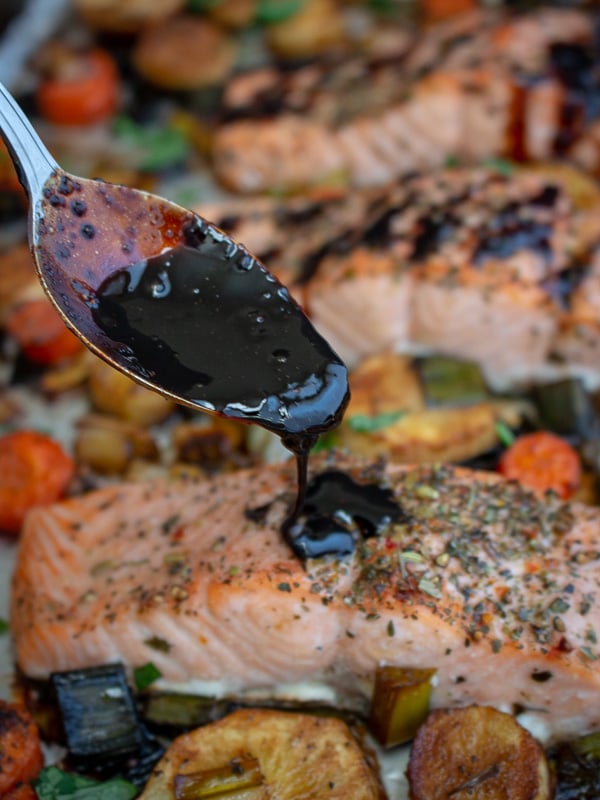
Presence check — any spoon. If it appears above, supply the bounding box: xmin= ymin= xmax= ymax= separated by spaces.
xmin=0 ymin=82 xmax=349 ymax=461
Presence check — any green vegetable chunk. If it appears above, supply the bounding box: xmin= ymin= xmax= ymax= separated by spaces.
xmin=553 ymin=731 xmax=600 ymax=799
xmin=368 ymin=665 xmax=436 ymax=748
xmin=418 ymin=356 xmax=488 ymax=407
xmin=35 ymin=766 xmax=137 ymax=800
xmin=174 ymin=756 xmax=264 ymax=799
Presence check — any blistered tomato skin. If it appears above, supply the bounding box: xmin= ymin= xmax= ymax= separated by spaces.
xmin=36 ymin=48 xmax=120 ymax=127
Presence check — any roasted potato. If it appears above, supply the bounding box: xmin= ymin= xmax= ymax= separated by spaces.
xmin=73 ymin=0 xmax=185 ymax=33
xmin=407 ymin=706 xmax=552 ymax=800
xmin=133 ymin=16 xmax=236 ymax=91
xmin=338 ymin=352 xmax=527 ymax=464
xmin=139 ymin=709 xmax=385 ymax=799
xmin=75 ymin=413 xmax=159 ymax=475
xmin=88 ymin=358 xmax=175 ymax=427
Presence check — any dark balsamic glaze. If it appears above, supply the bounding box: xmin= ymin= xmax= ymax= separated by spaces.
xmin=281 ymin=469 xmax=406 ymax=560
xmin=92 ymin=216 xmax=350 ymax=542
xmin=473 ymin=200 xmax=554 ymax=266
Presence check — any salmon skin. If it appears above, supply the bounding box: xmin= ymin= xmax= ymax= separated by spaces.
xmin=212 ymin=6 xmax=600 ymax=193
xmin=11 ymin=453 xmax=600 ymax=745
xmin=199 ymin=166 xmax=600 ymax=387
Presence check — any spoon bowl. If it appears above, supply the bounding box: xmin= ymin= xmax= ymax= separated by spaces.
xmin=0 ymin=82 xmax=349 ymax=451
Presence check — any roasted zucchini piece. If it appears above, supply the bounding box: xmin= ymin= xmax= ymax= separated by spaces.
xmin=407 ymin=706 xmax=552 ymax=800
xmin=51 ymin=664 xmax=163 ymax=786
xmin=139 ymin=709 xmax=384 ymax=799
xmin=368 ymin=666 xmax=435 ymax=749
xmin=552 ymin=731 xmax=600 ymax=799
xmin=533 ymin=378 xmax=597 ymax=440
xmin=417 ymin=356 xmax=488 ymax=408
xmin=142 ymin=692 xmax=229 ymax=733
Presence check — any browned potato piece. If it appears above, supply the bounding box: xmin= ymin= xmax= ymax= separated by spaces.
xmin=208 ymin=0 xmax=256 ymax=28
xmin=133 ymin=16 xmax=236 ymax=91
xmin=75 ymin=413 xmax=159 ymax=475
xmin=41 ymin=352 xmax=91 ymax=395
xmin=172 ymin=418 xmax=249 ymax=472
xmin=340 ymin=403 xmax=501 ymax=464
xmin=339 ymin=352 xmax=527 ymax=464
xmin=139 ymin=709 xmax=384 ymax=800
xmin=407 ymin=706 xmax=552 ymax=800
xmin=348 ymin=353 xmax=424 ymax=416
xmin=265 ymin=0 xmax=346 ymax=59
xmin=88 ymin=358 xmax=175 ymax=427
xmin=73 ymin=0 xmax=185 ymax=33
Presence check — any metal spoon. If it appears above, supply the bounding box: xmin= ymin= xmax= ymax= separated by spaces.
xmin=0 ymin=82 xmax=349 ymax=447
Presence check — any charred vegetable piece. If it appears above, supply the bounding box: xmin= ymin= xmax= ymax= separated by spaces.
xmin=417 ymin=356 xmax=488 ymax=407
xmin=51 ymin=664 xmax=164 ymax=785
xmin=553 ymin=732 xmax=600 ymax=799
xmin=174 ymin=756 xmax=264 ymax=799
xmin=368 ymin=665 xmax=435 ymax=748
xmin=0 ymin=700 xmax=44 ymax=794
xmin=533 ymin=378 xmax=598 ymax=441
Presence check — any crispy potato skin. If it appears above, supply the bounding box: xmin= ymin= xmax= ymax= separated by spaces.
xmin=140 ymin=709 xmax=385 ymax=800
xmin=407 ymin=706 xmax=553 ymax=800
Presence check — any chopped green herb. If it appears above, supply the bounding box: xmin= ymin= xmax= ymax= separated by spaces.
xmin=256 ymin=0 xmax=304 ymax=23
xmin=0 ymin=618 xmax=8 ymax=635
xmin=418 ymin=578 xmax=442 ymax=599
xmin=495 ymin=420 xmax=516 ymax=447
xmin=112 ymin=116 xmax=189 ymax=172
xmin=549 ymin=598 xmax=570 ymax=614
xmin=144 ymin=636 xmax=171 ymax=653
xmin=482 ymin=157 xmax=515 ymax=176
xmin=277 ymin=582 xmax=292 ymax=592
xmin=35 ymin=766 xmax=137 ymax=800
xmin=399 ymin=550 xmax=425 ymax=564
xmin=133 ymin=662 xmax=162 ymax=692
xmin=347 ymin=410 xmax=405 ymax=433
xmin=311 ymin=430 xmax=339 ymax=453
xmin=445 ymin=155 xmax=460 ymax=168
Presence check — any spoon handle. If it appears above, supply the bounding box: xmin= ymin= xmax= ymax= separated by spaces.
xmin=0 ymin=81 xmax=58 ymax=199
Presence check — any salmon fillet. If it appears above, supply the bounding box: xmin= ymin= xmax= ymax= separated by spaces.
xmin=198 ymin=166 xmax=600 ymax=386
xmin=212 ymin=7 xmax=598 ymax=193
xmin=11 ymin=454 xmax=600 ymax=745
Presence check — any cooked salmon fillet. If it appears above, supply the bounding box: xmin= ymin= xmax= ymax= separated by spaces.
xmin=198 ymin=166 xmax=600 ymax=386
xmin=212 ymin=7 xmax=599 ymax=193
xmin=11 ymin=454 xmax=600 ymax=745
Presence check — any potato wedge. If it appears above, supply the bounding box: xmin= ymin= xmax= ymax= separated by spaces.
xmin=139 ymin=709 xmax=384 ymax=800
xmin=73 ymin=0 xmax=185 ymax=33
xmin=88 ymin=358 xmax=175 ymax=426
xmin=407 ymin=706 xmax=552 ymax=800
xmin=339 ymin=352 xmax=527 ymax=464
xmin=75 ymin=413 xmax=159 ymax=475
xmin=133 ymin=16 xmax=236 ymax=91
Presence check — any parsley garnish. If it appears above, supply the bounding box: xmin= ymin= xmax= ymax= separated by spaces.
xmin=35 ymin=766 xmax=137 ymax=800
xmin=133 ymin=662 xmax=162 ymax=691
xmin=495 ymin=420 xmax=516 ymax=447
xmin=347 ymin=410 xmax=405 ymax=433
